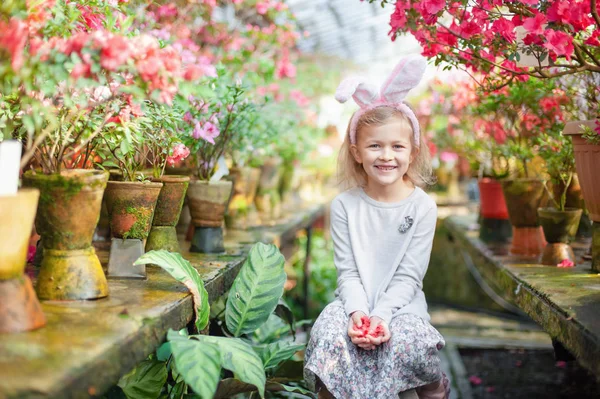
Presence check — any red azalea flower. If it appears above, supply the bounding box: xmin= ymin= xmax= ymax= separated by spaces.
xmin=522 ymin=13 xmax=546 ymax=35
xmin=468 ymin=375 xmax=482 ymax=385
xmin=557 ymin=259 xmax=575 ymax=268
xmin=543 ymin=30 xmax=574 ymax=60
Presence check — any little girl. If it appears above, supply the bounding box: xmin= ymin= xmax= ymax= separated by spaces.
xmin=304 ymin=55 xmax=450 ymax=399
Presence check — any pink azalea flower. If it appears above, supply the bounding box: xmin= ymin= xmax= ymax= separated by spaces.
xmin=440 ymin=151 xmax=459 ymax=163
xmin=166 ymin=144 xmax=190 ymax=166
xmin=276 ymin=57 xmax=296 ymax=79
xmin=192 ymin=121 xmax=220 ymax=144
xmin=420 ymin=0 xmax=445 ymax=16
xmin=522 ymin=13 xmax=546 ymax=35
xmin=0 ymin=18 xmax=28 ymax=70
xmin=491 ymin=18 xmax=516 ymax=42
xmin=468 ymin=376 xmax=482 ymax=385
xmin=555 ymin=360 xmax=567 ymax=368
xmin=557 ymin=259 xmax=575 ymax=268
xmin=544 ymin=29 xmax=574 ymax=60
xmin=256 ymin=1 xmax=270 ymax=15
xmin=27 ymin=245 xmax=37 ymax=263
xmin=100 ymin=35 xmax=131 ymax=71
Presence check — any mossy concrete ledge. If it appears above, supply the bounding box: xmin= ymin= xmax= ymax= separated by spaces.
xmin=445 ymin=214 xmax=600 ymax=380
xmin=0 ymin=203 xmax=326 ymax=399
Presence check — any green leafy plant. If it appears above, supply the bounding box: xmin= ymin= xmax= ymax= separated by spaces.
xmin=538 ymin=134 xmax=576 ymax=211
xmin=115 ymin=243 xmax=311 ymax=399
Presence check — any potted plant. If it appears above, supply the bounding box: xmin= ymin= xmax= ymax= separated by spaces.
xmin=537 ymin=134 xmax=582 ymax=266
xmin=3 ymin=22 xmax=115 ymax=300
xmin=138 ymin=102 xmax=191 ymax=253
xmin=431 ymin=78 xmax=512 ymax=242
xmin=97 ymin=98 xmax=165 ymax=278
xmin=225 ymin=106 xmax=269 ymax=229
xmin=180 ymin=71 xmax=256 ymax=253
xmin=468 ymin=78 xmax=571 ymax=256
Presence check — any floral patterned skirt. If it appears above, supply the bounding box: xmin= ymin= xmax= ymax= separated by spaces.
xmin=304 ymin=301 xmax=447 ymax=399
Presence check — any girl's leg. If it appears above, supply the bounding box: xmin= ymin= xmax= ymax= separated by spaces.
xmin=415 ymin=377 xmax=448 ymax=399
xmin=316 ymin=378 xmax=336 ymax=399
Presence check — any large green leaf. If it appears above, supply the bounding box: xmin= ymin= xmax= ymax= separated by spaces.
xmin=117 ymin=359 xmax=167 ymax=399
xmin=271 ymin=360 xmax=306 ymax=382
xmin=213 ymin=380 xmax=314 ymax=398
xmin=168 ymin=331 xmax=221 ymax=399
xmin=254 ymin=342 xmax=305 ymax=372
xmin=266 ymin=383 xmax=315 ymax=397
xmin=135 ymin=251 xmax=210 ymax=331
xmin=274 ymin=298 xmax=296 ymax=339
xmin=252 ymin=314 xmax=291 ymax=344
xmin=226 ymin=243 xmax=286 ymax=337
xmin=194 ymin=335 xmax=266 ymax=398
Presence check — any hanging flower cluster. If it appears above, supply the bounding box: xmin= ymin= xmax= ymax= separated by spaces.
xmin=371 ymin=0 xmax=600 ymax=86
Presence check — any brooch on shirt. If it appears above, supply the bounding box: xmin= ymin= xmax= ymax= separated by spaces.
xmin=398 ymin=216 xmax=414 ymax=234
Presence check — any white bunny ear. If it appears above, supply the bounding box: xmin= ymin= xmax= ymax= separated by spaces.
xmin=380 ymin=55 xmax=427 ymax=103
xmin=335 ymin=76 xmax=378 ymax=108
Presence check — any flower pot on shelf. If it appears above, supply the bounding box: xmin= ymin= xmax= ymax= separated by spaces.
xmin=478 ymin=178 xmax=512 ymax=243
xmin=255 ymin=157 xmax=282 ymax=223
xmin=104 ymin=180 xmax=163 ymax=278
xmin=550 ymin=173 xmax=592 ymax=239
xmin=23 ymin=169 xmax=109 ymax=300
xmin=538 ymin=207 xmax=582 ymax=266
xmin=146 ymin=175 xmax=190 ymax=253
xmin=564 ymin=120 xmax=600 ymax=272
xmin=0 ymin=189 xmax=46 ymax=333
xmin=225 ymin=166 xmax=261 ymax=230
xmin=501 ymin=178 xmax=548 ymax=257
xmin=187 ymin=180 xmax=233 ymax=253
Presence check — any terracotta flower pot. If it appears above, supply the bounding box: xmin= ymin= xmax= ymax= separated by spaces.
xmin=538 ymin=207 xmax=582 ymax=266
xmin=550 ymin=173 xmax=592 ymax=239
xmin=225 ymin=167 xmax=261 ymax=229
xmin=478 ymin=178 xmax=512 ymax=243
xmin=502 ymin=178 xmax=548 ymax=257
xmin=0 ymin=189 xmax=46 ymax=333
xmin=564 ymin=121 xmax=600 ymax=222
xmin=187 ymin=180 xmax=233 ymax=253
xmin=104 ymin=181 xmax=163 ymax=240
xmin=23 ymin=169 xmax=109 ymax=300
xmin=479 ymin=178 xmax=510 ymax=219
xmin=146 ymin=175 xmax=190 ymax=252
xmin=564 ymin=120 xmax=600 ymax=272
xmin=255 ymin=157 xmax=283 ymax=222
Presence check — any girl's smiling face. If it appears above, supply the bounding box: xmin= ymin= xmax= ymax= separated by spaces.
xmin=350 ymin=118 xmax=414 ymax=189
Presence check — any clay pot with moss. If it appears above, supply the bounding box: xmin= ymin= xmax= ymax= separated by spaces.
xmin=22 ymin=169 xmax=109 ymax=300
xmin=225 ymin=166 xmax=261 ymax=229
xmin=550 ymin=173 xmax=592 ymax=238
xmin=187 ymin=180 xmax=233 ymax=253
xmin=104 ymin=181 xmax=163 ymax=241
xmin=538 ymin=207 xmax=582 ymax=266
xmin=145 ymin=175 xmax=190 ymax=252
xmin=0 ymin=189 xmax=46 ymax=333
xmin=255 ymin=157 xmax=283 ymax=223
xmin=501 ymin=178 xmax=548 ymax=257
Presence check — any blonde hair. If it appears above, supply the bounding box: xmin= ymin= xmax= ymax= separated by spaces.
xmin=337 ymin=106 xmax=435 ymax=189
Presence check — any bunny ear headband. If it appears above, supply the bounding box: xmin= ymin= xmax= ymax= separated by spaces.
xmin=335 ymin=54 xmax=427 ymax=147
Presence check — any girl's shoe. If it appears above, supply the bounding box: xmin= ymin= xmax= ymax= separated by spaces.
xmin=399 ymin=388 xmax=419 ymax=399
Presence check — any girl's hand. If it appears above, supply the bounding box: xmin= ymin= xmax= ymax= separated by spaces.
xmin=366 ymin=316 xmax=391 ymax=346
xmin=347 ymin=311 xmax=375 ymax=350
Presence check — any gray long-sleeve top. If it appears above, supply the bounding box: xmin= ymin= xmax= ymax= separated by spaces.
xmin=331 ymin=186 xmax=437 ymax=324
